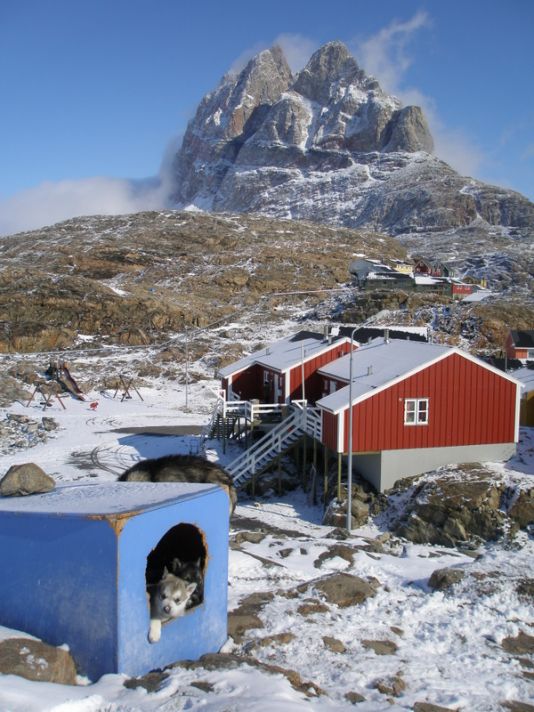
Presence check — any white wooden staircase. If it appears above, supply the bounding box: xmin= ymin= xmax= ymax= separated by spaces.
xmin=226 ymin=401 xmax=322 ymax=488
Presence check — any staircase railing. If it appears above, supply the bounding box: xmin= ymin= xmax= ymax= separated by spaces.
xmin=227 ymin=408 xmax=305 ymax=487
xmin=291 ymin=400 xmax=322 ymax=439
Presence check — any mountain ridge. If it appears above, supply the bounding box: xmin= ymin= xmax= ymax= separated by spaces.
xmin=170 ymin=41 xmax=533 ymax=240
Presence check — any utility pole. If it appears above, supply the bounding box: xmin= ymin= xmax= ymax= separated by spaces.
xmin=346 ymin=327 xmax=358 ymax=532
xmin=185 ymin=326 xmax=189 ymax=409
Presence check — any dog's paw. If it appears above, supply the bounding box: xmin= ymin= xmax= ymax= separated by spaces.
xmin=148 ymin=620 xmax=161 ymax=643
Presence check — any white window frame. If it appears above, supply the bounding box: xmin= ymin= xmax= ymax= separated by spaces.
xmin=404 ymin=398 xmax=429 ymax=425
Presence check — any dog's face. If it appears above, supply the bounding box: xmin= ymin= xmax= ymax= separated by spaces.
xmin=153 ymin=571 xmax=196 ymax=619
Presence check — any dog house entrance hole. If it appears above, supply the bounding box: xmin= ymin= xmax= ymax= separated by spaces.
xmin=146 ymin=523 xmax=206 ymax=610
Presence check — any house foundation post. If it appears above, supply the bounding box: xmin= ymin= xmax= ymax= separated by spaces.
xmin=337 ymin=453 xmax=342 ymax=501
xmin=302 ymin=433 xmax=308 ymax=491
xmin=323 ymin=445 xmax=329 ymax=507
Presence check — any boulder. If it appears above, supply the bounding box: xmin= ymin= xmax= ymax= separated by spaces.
xmin=361 ymin=639 xmax=398 ymax=655
xmin=428 ymin=567 xmax=466 ymax=592
xmin=374 ymin=674 xmax=406 ymax=697
xmin=501 ymin=631 xmax=534 ymax=655
xmin=306 ymin=573 xmax=379 ymax=608
xmin=0 ymin=637 xmax=77 ymax=685
xmin=0 ymin=463 xmax=55 ymax=496
xmin=413 ymin=703 xmax=459 ymax=712
xmin=322 ymin=636 xmax=346 ymax=653
xmin=507 ymin=488 xmax=534 ymax=529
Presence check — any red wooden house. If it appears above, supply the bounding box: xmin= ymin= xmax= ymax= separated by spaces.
xmin=219 ymin=330 xmax=354 ymax=405
xmin=316 ymin=338 xmax=521 ymax=492
xmin=506 ymin=330 xmax=534 ymax=362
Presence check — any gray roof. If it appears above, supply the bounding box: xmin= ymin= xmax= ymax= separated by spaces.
xmin=219 ymin=331 xmax=348 ymax=378
xmin=317 ymin=339 xmax=454 ymax=412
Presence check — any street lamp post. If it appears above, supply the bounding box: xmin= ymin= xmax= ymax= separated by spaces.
xmin=185 ymin=326 xmax=189 ymax=410
xmin=346 ymin=327 xmax=358 ymax=532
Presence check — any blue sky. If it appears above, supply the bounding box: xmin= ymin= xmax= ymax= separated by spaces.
xmin=0 ymin=0 xmax=532 ymax=233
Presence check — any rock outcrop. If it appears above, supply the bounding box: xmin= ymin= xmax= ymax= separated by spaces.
xmin=0 ymin=638 xmax=77 ymax=684
xmin=0 ymin=211 xmax=403 ymax=353
xmin=391 ymin=465 xmax=533 ymax=547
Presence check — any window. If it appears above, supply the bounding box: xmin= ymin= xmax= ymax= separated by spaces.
xmin=404 ymin=398 xmax=429 ymax=425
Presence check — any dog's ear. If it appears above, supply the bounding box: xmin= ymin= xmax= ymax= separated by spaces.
xmin=186 ymin=582 xmax=197 ymax=595
xmin=162 ymin=566 xmax=170 ymax=577
xmin=171 ymin=557 xmax=182 ymax=571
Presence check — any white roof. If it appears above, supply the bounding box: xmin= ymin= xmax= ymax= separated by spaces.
xmin=219 ymin=331 xmax=347 ymax=377
xmin=414 ymin=275 xmax=442 ymax=285
xmin=317 ymin=338 xmax=520 ymax=413
xmin=0 ymin=482 xmax=220 ymax=515
xmin=462 ymin=290 xmax=495 ymax=303
xmin=513 ymin=367 xmax=534 ymax=393
xmin=318 ymin=338 xmax=450 ymax=396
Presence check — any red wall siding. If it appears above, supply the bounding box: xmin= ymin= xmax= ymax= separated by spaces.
xmin=322 ymin=411 xmax=339 ymax=452
xmin=229 ymin=364 xmax=263 ymax=400
xmin=321 ymin=375 xmax=348 ymax=399
xmin=342 ymin=353 xmax=517 ymax=453
xmin=451 ymin=283 xmax=474 ymax=296
xmin=289 ymin=342 xmax=352 ymax=402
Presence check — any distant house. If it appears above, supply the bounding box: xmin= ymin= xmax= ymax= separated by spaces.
xmin=414 ymin=275 xmax=475 ymax=299
xmin=506 ymin=330 xmax=534 ymax=362
xmin=513 ymin=367 xmax=534 ymax=428
xmin=343 ymin=326 xmax=428 ymax=345
xmin=315 ymin=338 xmax=521 ymax=492
xmin=513 ymin=367 xmax=534 ymax=427
xmin=364 ymin=270 xmax=414 ymax=290
xmin=389 ymin=258 xmax=414 ymax=276
xmin=413 ymin=258 xmax=455 ymax=279
xmin=349 ymin=258 xmax=394 ymax=286
xmin=219 ymin=330 xmax=354 ymax=405
xmin=350 ymin=257 xmax=472 ymax=297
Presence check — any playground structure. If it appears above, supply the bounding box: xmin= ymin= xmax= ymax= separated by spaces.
xmin=47 ymin=360 xmax=85 ymax=400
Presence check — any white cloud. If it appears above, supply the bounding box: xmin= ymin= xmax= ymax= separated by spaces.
xmin=0 ymin=134 xmax=182 ymax=237
xmin=352 ymin=11 xmax=430 ymax=94
xmin=229 ymin=34 xmax=318 ymax=76
xmin=229 ymin=42 xmax=268 ymax=74
xmin=0 ymin=176 xmax=167 ymax=236
xmin=352 ymin=12 xmax=484 ymax=177
xmin=273 ymin=34 xmax=318 ymax=73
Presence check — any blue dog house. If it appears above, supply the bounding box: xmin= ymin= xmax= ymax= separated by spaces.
xmin=0 ymin=482 xmax=229 ymax=680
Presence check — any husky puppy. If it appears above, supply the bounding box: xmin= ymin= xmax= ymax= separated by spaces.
xmin=170 ymin=557 xmax=204 ymax=609
xmin=118 ymin=454 xmax=237 ymax=515
xmin=147 ymin=567 xmax=197 ymax=644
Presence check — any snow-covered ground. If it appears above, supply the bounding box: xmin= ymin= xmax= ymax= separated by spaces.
xmin=0 ymin=360 xmax=532 ymax=711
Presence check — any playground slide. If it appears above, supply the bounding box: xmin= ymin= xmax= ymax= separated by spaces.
xmin=58 ymin=363 xmax=85 ymax=401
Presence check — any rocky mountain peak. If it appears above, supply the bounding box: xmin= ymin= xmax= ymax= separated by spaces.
xmin=232 ymin=45 xmax=293 ymax=111
xmin=293 ymin=40 xmax=368 ymax=104
xmin=170 ymin=41 xmax=533 ymax=245
xmin=171 ymin=44 xmax=292 ymax=206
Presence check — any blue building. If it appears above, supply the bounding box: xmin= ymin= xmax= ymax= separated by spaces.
xmin=0 ymin=482 xmax=229 ymax=680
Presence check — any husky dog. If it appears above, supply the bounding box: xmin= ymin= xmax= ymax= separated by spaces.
xmin=147 ymin=567 xmax=197 ymax=643
xmin=170 ymin=557 xmax=204 ymax=609
xmin=118 ymin=454 xmax=237 ymax=515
